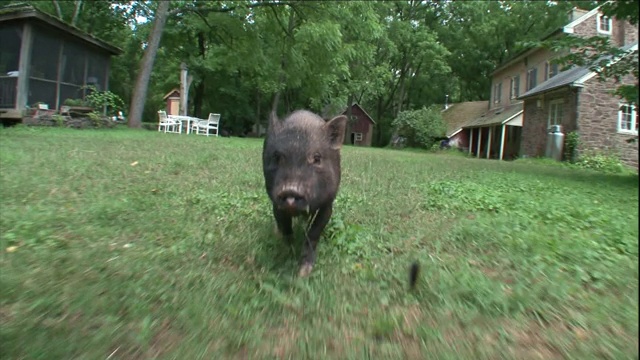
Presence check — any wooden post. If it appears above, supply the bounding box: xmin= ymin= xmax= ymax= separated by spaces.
xmin=180 ymin=63 xmax=190 ymax=116
xmin=468 ymin=128 xmax=474 ymax=155
xmin=16 ymin=23 xmax=33 ymax=111
xmin=486 ymin=126 xmax=493 ymax=159
xmin=104 ymin=57 xmax=111 ymax=115
xmin=476 ymin=127 xmax=482 ymax=158
xmin=499 ymin=124 xmax=507 ymax=160
xmin=55 ymin=41 xmax=64 ymax=110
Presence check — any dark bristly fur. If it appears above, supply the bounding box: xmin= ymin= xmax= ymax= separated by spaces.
xmin=409 ymin=261 xmax=420 ymax=290
xmin=262 ymin=109 xmax=347 ymax=277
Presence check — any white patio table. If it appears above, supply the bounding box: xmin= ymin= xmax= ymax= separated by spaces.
xmin=168 ymin=115 xmax=202 ymax=135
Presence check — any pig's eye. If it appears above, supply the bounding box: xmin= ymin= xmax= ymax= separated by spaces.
xmin=313 ymin=153 xmax=322 ymax=164
xmin=273 ymin=151 xmax=283 ymax=162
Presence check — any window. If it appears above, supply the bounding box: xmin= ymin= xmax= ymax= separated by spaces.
xmin=597 ymin=14 xmax=612 ymax=34
xmin=493 ymin=82 xmax=502 ymax=104
xmin=354 ymin=133 xmax=363 ymax=141
xmin=526 ymin=68 xmax=537 ymax=91
xmin=548 ymin=99 xmax=564 ymax=128
xmin=618 ymin=103 xmax=638 ymax=134
xmin=510 ymin=75 xmax=520 ymax=99
xmin=545 ymin=61 xmax=559 ymax=80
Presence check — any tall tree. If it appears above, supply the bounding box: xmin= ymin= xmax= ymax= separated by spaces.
xmin=128 ymin=0 xmax=170 ymax=128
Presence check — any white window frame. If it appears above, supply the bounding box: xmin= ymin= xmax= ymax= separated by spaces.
xmin=548 ymin=99 xmax=564 ymax=128
xmin=510 ymin=75 xmax=520 ymax=99
xmin=354 ymin=132 xmax=363 ymax=141
xmin=526 ymin=68 xmax=537 ymax=91
xmin=597 ymin=14 xmax=612 ymax=35
xmin=617 ymin=102 xmax=638 ymax=135
xmin=545 ymin=61 xmax=559 ymax=80
xmin=493 ymin=82 xmax=502 ymax=104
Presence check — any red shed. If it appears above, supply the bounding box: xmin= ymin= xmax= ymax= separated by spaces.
xmin=340 ymin=103 xmax=376 ymax=147
xmin=163 ymin=88 xmax=180 ymax=116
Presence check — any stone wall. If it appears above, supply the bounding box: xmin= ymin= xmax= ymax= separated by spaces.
xmin=520 ymin=88 xmax=579 ymax=158
xmin=577 ymin=74 xmax=638 ymax=168
xmin=573 ymin=11 xmax=639 ymax=47
xmin=22 ymin=114 xmax=116 ymax=129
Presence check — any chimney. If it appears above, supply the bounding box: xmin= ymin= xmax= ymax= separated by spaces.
xmin=616 ymin=18 xmax=626 ymax=46
xmin=568 ymin=7 xmax=588 ymax=22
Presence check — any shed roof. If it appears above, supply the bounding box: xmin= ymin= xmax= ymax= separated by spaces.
xmin=163 ymin=88 xmax=180 ymax=100
xmin=0 ymin=3 xmax=122 ymax=55
xmin=440 ymin=101 xmax=489 ymax=137
xmin=462 ymin=103 xmax=524 ymax=129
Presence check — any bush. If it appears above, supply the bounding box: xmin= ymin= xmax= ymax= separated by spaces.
xmin=564 ymin=131 xmax=580 ymax=163
xmin=391 ymin=106 xmax=446 ymax=149
xmin=574 ymin=151 xmax=627 ymax=174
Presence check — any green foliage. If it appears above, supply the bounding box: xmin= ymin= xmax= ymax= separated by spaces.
xmin=564 ymin=131 xmax=580 ymax=163
xmin=51 ymin=114 xmax=65 ymax=127
xmin=86 ymin=111 xmax=104 ymax=128
xmin=391 ymin=106 xmax=446 ymax=149
xmin=83 ymin=86 xmax=126 ymax=116
xmin=574 ymin=151 xmax=628 ymax=174
xmin=62 ymin=98 xmax=84 ymax=106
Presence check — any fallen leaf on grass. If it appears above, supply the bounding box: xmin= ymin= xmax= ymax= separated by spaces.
xmin=6 ymin=246 xmax=18 ymax=253
xmin=130 ymin=161 xmax=139 ymax=166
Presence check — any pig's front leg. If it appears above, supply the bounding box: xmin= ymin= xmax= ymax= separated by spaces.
xmin=272 ymin=204 xmax=294 ymax=243
xmin=299 ymin=203 xmax=333 ymax=277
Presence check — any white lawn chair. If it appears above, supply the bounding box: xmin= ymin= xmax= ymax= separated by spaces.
xmin=191 ymin=113 xmax=220 ymax=136
xmin=157 ymin=110 xmax=182 ymax=133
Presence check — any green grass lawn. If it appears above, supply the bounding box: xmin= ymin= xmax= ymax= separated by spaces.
xmin=1 ymin=125 xmax=638 ymax=359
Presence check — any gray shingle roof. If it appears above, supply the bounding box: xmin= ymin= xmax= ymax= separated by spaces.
xmin=518 ymin=42 xmax=638 ymax=99
xmin=518 ymin=66 xmax=591 ymax=99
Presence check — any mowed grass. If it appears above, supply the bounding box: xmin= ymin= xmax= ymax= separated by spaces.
xmin=0 ymin=125 xmax=638 ymax=359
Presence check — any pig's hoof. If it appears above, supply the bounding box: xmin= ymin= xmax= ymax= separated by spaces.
xmin=298 ymin=263 xmax=314 ymax=277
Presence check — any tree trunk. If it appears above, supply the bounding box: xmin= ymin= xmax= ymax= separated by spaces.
xmin=127 ymin=0 xmax=170 ymax=128
xmin=52 ymin=0 xmax=63 ymax=19
xmin=192 ymin=31 xmax=206 ymax=118
xmin=255 ymin=90 xmax=261 ymax=135
xmin=71 ymin=0 xmax=83 ymax=26
xmin=193 ymin=80 xmax=205 ymax=118
xmin=270 ymin=6 xmax=296 ymax=115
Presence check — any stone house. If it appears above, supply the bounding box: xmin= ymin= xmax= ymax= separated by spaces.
xmin=463 ymin=4 xmax=638 ymax=167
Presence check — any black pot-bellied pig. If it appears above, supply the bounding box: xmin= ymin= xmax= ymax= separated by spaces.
xmin=262 ymin=109 xmax=347 ymax=277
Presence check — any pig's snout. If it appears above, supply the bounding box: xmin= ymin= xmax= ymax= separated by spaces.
xmin=276 ymin=188 xmax=308 ymax=213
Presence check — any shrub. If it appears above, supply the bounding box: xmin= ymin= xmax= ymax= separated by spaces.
xmin=83 ymin=85 xmax=125 ymax=116
xmin=574 ymin=151 xmax=627 ymax=174
xmin=564 ymin=131 xmax=580 ymax=163
xmin=391 ymin=106 xmax=446 ymax=149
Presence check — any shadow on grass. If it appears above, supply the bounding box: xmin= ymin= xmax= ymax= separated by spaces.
xmin=252 ymin=223 xmax=304 ymax=278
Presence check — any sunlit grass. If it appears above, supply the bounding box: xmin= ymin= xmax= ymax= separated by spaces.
xmin=1 ymin=125 xmax=638 ymax=359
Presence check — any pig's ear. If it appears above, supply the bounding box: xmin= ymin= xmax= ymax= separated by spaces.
xmin=325 ymin=115 xmax=347 ymax=150
xmin=268 ymin=110 xmax=281 ymax=133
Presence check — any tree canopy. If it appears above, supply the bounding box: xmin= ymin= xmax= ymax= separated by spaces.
xmin=10 ymin=0 xmax=604 ymax=145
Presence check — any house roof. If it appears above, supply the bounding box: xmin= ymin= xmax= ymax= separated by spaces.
xmin=341 ymin=102 xmax=376 ymax=124
xmin=518 ymin=42 xmax=638 ymax=99
xmin=490 ymin=4 xmax=604 ymax=77
xmin=462 ymin=103 xmax=524 ymax=129
xmin=440 ymin=101 xmax=489 ymax=137
xmin=0 ymin=3 xmax=122 ymax=55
